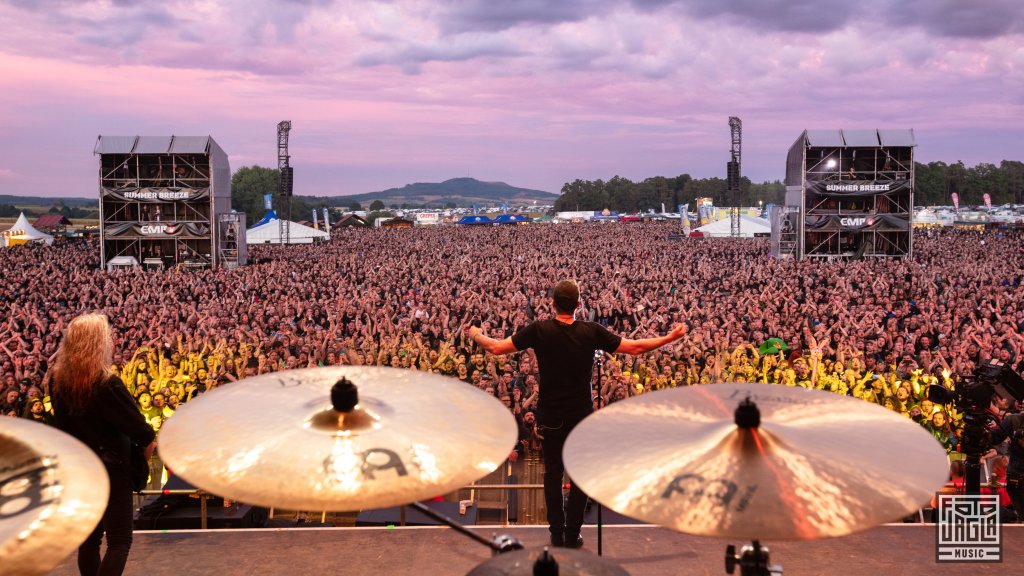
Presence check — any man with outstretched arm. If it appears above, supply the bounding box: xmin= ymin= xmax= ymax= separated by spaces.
xmin=467 ymin=279 xmax=687 ymax=548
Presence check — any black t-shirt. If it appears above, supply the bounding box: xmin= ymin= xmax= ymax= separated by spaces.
xmin=53 ymin=374 xmax=156 ymax=477
xmin=511 ymin=319 xmax=622 ymax=422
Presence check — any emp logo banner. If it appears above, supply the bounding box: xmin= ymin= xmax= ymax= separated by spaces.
xmin=936 ymin=494 xmax=1002 ymax=563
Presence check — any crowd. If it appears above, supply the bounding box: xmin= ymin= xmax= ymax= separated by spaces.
xmin=3 ymin=224 xmax=1024 ymax=463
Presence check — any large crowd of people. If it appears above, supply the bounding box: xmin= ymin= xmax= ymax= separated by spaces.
xmin=3 ymin=224 xmax=1024 ymax=463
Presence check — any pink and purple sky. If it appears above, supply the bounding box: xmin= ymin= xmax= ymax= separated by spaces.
xmin=1 ymin=0 xmax=1022 ymax=198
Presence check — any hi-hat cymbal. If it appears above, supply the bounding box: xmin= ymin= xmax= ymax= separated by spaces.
xmin=159 ymin=366 xmax=517 ymax=511
xmin=563 ymin=383 xmax=949 ymax=541
xmin=467 ymin=547 xmax=629 ymax=576
xmin=1 ymin=418 xmax=110 ymax=576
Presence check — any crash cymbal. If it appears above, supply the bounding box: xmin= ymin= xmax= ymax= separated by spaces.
xmin=1 ymin=418 xmax=109 ymax=576
xmin=467 ymin=547 xmax=629 ymax=576
xmin=563 ymin=383 xmax=949 ymax=541
xmin=159 ymin=366 xmax=517 ymax=511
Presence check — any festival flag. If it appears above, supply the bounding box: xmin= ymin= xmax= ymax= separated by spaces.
xmin=312 ymin=209 xmax=319 ymax=230
xmin=951 ymin=192 xmax=959 ymax=213
xmin=322 ymin=207 xmax=330 ymax=231
xmin=263 ymin=194 xmax=273 ymax=210
xmin=983 ymin=193 xmax=992 ymax=210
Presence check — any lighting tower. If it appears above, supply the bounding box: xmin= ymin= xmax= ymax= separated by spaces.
xmin=278 ymin=120 xmax=292 ymax=245
xmin=728 ymin=116 xmax=742 ymax=237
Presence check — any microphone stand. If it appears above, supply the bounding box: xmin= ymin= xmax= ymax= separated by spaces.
xmin=592 ymin=350 xmax=605 ymax=556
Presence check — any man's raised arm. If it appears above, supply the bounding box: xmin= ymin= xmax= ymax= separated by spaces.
xmin=467 ymin=326 xmax=519 ymax=356
xmin=615 ymin=324 xmax=688 ymax=355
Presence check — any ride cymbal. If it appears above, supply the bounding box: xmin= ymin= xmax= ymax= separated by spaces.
xmin=1 ymin=418 xmax=109 ymax=576
xmin=563 ymin=383 xmax=949 ymax=541
xmin=158 ymin=366 xmax=517 ymax=511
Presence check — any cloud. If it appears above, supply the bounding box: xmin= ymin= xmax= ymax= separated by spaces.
xmin=671 ymin=0 xmax=862 ymax=33
xmin=653 ymin=0 xmax=1024 ymax=39
xmin=888 ymin=0 xmax=1024 ymax=39
xmin=437 ymin=0 xmax=604 ymax=33
xmin=353 ymin=35 xmax=525 ymax=74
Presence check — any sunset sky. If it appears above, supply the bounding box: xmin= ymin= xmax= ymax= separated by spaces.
xmin=1 ymin=0 xmax=1022 ymax=198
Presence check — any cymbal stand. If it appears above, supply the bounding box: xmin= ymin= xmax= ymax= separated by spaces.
xmin=406 ymin=501 xmax=524 ymax=556
xmin=328 ymin=381 xmax=522 ymax=555
xmin=724 ymin=540 xmax=783 ymax=576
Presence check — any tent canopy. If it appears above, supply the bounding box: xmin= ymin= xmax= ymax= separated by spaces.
xmin=251 ymin=210 xmax=280 ymax=228
xmin=34 ymin=214 xmax=73 ymax=230
xmin=3 ymin=213 xmax=54 ymax=246
xmin=694 ymin=214 xmax=771 ymax=238
xmin=246 ymin=219 xmax=329 ymax=244
xmin=457 ymin=215 xmax=493 ymax=225
xmin=493 ymin=214 xmax=532 ymax=224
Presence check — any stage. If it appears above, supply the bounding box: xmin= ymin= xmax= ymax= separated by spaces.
xmin=48 ymin=524 xmax=1022 ymax=575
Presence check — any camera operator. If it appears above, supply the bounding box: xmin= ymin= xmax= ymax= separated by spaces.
xmin=988 ymin=409 xmax=1024 ymax=517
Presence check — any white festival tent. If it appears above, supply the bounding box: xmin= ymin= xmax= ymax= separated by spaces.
xmin=2 ymin=212 xmax=54 ymax=246
xmin=694 ymin=214 xmax=771 ymax=238
xmin=246 ymin=216 xmax=329 ymax=245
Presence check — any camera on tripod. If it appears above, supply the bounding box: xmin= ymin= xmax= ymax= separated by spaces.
xmin=928 ymin=359 xmax=1024 ymax=495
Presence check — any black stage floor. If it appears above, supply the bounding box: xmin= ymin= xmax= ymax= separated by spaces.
xmin=48 ymin=524 xmax=1023 ymax=575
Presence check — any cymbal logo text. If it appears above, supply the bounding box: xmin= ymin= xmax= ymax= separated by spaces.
xmin=661 ymin=472 xmax=757 ymax=513
xmin=0 ymin=459 xmax=61 ymax=520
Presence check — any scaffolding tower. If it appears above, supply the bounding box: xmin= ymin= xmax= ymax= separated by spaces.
xmin=278 ymin=121 xmax=292 ymax=245
xmin=94 ymin=135 xmax=232 ymax=270
xmin=774 ymin=129 xmax=915 ymax=260
xmin=727 ymin=117 xmax=742 ymax=237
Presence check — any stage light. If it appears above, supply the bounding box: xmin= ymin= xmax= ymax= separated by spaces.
xmin=826 ymin=159 xmax=837 ymax=169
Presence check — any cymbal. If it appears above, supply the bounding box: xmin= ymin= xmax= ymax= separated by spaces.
xmin=467 ymin=547 xmax=629 ymax=576
xmin=563 ymin=383 xmax=949 ymax=541
xmin=1 ymin=418 xmax=110 ymax=576
xmin=158 ymin=366 xmax=517 ymax=511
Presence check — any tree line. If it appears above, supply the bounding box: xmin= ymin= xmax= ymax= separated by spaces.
xmin=554 ymin=160 xmax=1024 ymax=212
xmin=915 ymin=160 xmax=1024 ymax=206
xmin=228 ymin=159 xmax=1024 ymax=222
xmin=554 ymin=175 xmax=785 ymax=212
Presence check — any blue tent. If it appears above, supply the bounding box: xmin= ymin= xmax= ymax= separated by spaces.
xmin=494 ymin=214 xmax=532 ymax=224
xmin=251 ymin=210 xmax=279 ymax=228
xmin=457 ymin=215 xmax=493 ymax=225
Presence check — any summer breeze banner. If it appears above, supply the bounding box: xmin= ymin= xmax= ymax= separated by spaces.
xmin=806 ymin=180 xmax=911 ymax=197
xmin=102 ymin=187 xmax=211 ymax=203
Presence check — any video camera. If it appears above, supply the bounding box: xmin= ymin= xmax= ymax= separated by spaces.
xmin=928 ymin=359 xmax=1024 ymax=412
xmin=928 ymin=359 xmax=1024 ymax=495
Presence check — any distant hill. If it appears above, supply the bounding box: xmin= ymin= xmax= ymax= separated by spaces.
xmin=325 ymin=178 xmax=558 ymax=207
xmin=0 ymin=195 xmax=96 ymax=207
